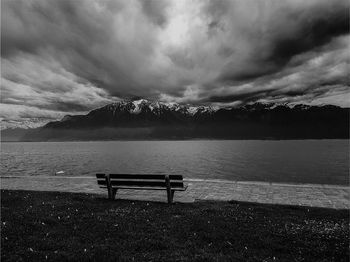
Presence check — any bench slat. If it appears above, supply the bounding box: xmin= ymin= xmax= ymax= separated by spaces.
xmin=109 ymin=174 xmax=183 ymax=180
xmin=97 ymin=174 xmax=183 ymax=181
xmin=98 ymin=179 xmax=184 ymax=188
xmin=110 ymin=180 xmax=184 ymax=188
xmin=97 ymin=174 xmax=184 ymax=182
xmin=98 ymin=178 xmax=183 ymax=182
xmin=110 ymin=179 xmax=179 ymax=182
xmin=110 ymin=186 xmax=187 ymax=191
xmin=96 ymin=173 xmax=106 ymax=178
xmin=110 ymin=174 xmax=165 ymax=180
xmin=169 ymin=175 xmax=183 ymax=180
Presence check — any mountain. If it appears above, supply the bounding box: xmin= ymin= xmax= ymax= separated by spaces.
xmin=1 ymin=128 xmax=29 ymax=142
xmin=44 ymin=99 xmax=218 ymax=129
xmin=3 ymin=100 xmax=349 ymax=141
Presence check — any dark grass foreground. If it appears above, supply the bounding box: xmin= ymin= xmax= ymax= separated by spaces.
xmin=1 ymin=190 xmax=349 ymax=262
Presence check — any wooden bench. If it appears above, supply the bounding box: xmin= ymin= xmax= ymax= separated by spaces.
xmin=96 ymin=174 xmax=187 ymax=203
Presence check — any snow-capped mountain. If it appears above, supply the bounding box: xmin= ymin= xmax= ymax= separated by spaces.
xmin=91 ymin=99 xmax=218 ymax=117
xmin=42 ymin=99 xmax=221 ymax=129
xmin=3 ymin=100 xmax=348 ymax=141
xmin=41 ymin=99 xmax=347 ymax=130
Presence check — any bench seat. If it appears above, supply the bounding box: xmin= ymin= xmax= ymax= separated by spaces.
xmin=96 ymin=173 xmax=187 ymax=203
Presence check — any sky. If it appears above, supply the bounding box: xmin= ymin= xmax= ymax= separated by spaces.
xmin=1 ymin=0 xmax=349 ymax=129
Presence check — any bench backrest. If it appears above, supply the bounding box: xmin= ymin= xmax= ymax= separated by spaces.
xmin=96 ymin=173 xmax=184 ymax=189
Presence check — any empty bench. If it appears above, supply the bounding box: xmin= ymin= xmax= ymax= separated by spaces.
xmin=96 ymin=174 xmax=187 ymax=203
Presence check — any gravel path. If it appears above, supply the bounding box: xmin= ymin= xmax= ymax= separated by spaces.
xmin=1 ymin=176 xmax=349 ymax=209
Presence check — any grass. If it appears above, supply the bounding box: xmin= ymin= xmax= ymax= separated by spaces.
xmin=1 ymin=189 xmax=349 ymax=262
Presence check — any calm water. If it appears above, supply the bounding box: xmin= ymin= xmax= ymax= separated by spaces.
xmin=1 ymin=140 xmax=348 ymax=185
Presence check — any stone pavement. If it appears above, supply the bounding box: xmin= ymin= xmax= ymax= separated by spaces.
xmin=1 ymin=176 xmax=349 ymax=209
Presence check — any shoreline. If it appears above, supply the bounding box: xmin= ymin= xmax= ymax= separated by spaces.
xmin=1 ymin=175 xmax=349 ymax=188
xmin=2 ymin=138 xmax=349 ymax=142
xmin=1 ymin=176 xmax=349 ymax=209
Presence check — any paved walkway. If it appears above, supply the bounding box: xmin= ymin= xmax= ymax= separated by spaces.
xmin=1 ymin=176 xmax=349 ymax=209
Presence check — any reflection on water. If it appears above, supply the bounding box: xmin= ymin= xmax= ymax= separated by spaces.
xmin=1 ymin=140 xmax=348 ymax=185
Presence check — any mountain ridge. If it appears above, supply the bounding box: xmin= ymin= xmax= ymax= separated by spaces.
xmin=2 ymin=100 xmax=349 ymax=141
xmin=45 ymin=99 xmax=343 ymax=127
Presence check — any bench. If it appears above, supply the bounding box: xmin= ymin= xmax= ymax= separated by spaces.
xmin=96 ymin=174 xmax=187 ymax=203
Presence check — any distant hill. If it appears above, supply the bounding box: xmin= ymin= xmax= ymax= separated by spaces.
xmin=2 ymin=100 xmax=349 ymax=141
xmin=1 ymin=128 xmax=29 ymax=142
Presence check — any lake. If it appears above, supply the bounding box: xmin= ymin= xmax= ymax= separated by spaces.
xmin=1 ymin=140 xmax=348 ymax=185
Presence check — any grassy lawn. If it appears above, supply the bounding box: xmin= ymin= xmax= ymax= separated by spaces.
xmin=1 ymin=189 xmax=349 ymax=262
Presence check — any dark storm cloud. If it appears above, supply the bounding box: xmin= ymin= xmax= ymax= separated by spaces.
xmin=209 ymin=90 xmax=269 ymax=103
xmin=141 ymin=0 xmax=170 ymax=27
xmin=1 ymin=0 xmax=349 ymax=128
xmin=217 ymin=0 xmax=349 ymax=83
xmin=2 ymin=0 xmax=166 ymax=95
xmin=268 ymin=4 xmax=349 ymax=64
xmin=206 ymin=33 xmax=349 ymax=106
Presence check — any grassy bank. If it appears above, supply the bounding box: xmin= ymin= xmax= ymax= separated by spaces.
xmin=1 ymin=190 xmax=349 ymax=261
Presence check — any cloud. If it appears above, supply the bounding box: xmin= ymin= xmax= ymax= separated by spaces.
xmin=0 ymin=103 xmax=70 ymax=130
xmin=141 ymin=0 xmax=170 ymax=27
xmin=1 ymin=0 xmax=349 ymax=127
xmin=1 ymin=53 xmax=114 ymax=111
xmin=208 ymin=0 xmax=349 ymax=83
xmin=207 ymin=35 xmax=350 ymax=106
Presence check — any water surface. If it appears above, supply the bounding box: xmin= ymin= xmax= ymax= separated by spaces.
xmin=1 ymin=140 xmax=348 ymax=185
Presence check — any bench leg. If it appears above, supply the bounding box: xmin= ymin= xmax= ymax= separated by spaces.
xmin=106 ymin=175 xmax=114 ymax=200
xmin=112 ymin=188 xmax=118 ymax=200
xmin=166 ymin=190 xmax=175 ymax=204
xmin=165 ymin=175 xmax=174 ymax=204
xmin=171 ymin=190 xmax=175 ymax=203
xmin=107 ymin=187 xmax=112 ymax=200
xmin=166 ymin=188 xmax=171 ymax=204
xmin=108 ymin=188 xmax=118 ymax=200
